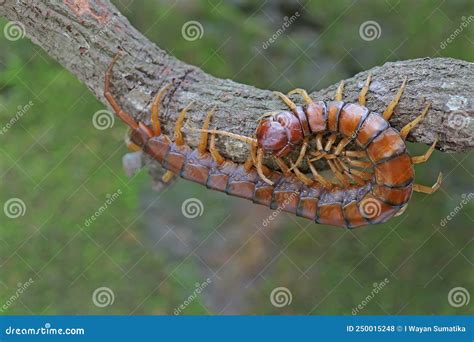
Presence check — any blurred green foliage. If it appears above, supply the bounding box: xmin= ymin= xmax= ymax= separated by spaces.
xmin=0 ymin=0 xmax=472 ymax=315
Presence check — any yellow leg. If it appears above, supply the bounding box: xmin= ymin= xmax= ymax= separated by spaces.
xmin=209 ymin=134 xmax=225 ymax=165
xmin=257 ymin=148 xmax=274 ymax=185
xmin=315 ymin=133 xmax=324 ymax=151
xmin=184 ymin=126 xmax=257 ymax=146
xmin=346 ymin=158 xmax=372 ymax=169
xmin=327 ymin=159 xmax=350 ymax=187
xmin=308 ymin=161 xmax=333 ymax=188
xmin=358 ymin=73 xmax=372 ymax=106
xmin=289 ymin=137 xmax=309 ymax=170
xmin=334 ymin=137 xmax=351 ymax=155
xmin=197 ymin=107 xmax=216 ymax=154
xmin=275 ymin=157 xmax=291 ymax=177
xmin=151 ymin=83 xmax=173 ymax=135
xmin=394 ymin=204 xmax=408 ymax=217
xmin=274 ymin=91 xmax=297 ymax=111
xmin=291 ymin=163 xmax=314 ymax=186
xmin=413 ymin=173 xmax=443 ymax=194
xmin=411 ymin=136 xmax=438 ymax=164
xmin=335 ymin=80 xmax=344 ymax=101
xmin=382 ymin=77 xmax=407 ymax=121
xmin=324 ymin=134 xmax=337 ymax=152
xmin=400 ymin=103 xmax=430 ymax=140
xmin=287 ymin=88 xmax=313 ymax=104
xmin=174 ymin=102 xmax=194 ymax=146
xmin=161 ymin=170 xmax=175 ymax=183
xmin=342 ymin=150 xmax=367 ymax=158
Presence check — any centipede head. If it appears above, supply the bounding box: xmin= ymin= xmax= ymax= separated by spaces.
xmin=256 ymin=111 xmax=304 ymax=157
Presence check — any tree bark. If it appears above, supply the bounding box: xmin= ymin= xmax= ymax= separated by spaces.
xmin=1 ymin=1 xmax=473 ymax=174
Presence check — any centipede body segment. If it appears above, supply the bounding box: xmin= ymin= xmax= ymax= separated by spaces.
xmin=104 ymin=54 xmax=442 ymax=228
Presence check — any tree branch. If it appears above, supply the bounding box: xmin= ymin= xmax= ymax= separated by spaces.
xmin=1 ymin=1 xmax=473 ymax=174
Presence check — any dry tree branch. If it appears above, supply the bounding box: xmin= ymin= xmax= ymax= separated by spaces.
xmin=1 ymin=1 xmax=473 ymax=176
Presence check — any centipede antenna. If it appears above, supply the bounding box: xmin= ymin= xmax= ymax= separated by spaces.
xmin=184 ymin=126 xmax=258 ymax=146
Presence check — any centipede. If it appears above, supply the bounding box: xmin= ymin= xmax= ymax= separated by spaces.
xmin=104 ymin=54 xmax=442 ymax=228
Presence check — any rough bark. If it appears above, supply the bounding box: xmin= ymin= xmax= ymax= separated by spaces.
xmin=1 ymin=1 xmax=473 ymax=174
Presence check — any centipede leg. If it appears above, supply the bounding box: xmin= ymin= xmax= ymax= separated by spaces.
xmin=151 ymin=83 xmax=174 ymax=135
xmin=358 ymin=73 xmax=372 ymax=106
xmin=382 ymin=77 xmax=407 ymax=121
xmin=104 ymin=53 xmax=138 ymax=130
xmin=327 ymin=159 xmax=350 ymax=187
xmin=413 ymin=172 xmax=443 ymax=194
xmin=335 ymin=80 xmax=344 ymax=101
xmin=289 ymin=137 xmax=309 ymax=170
xmin=174 ymin=102 xmax=194 ymax=146
xmin=411 ymin=136 xmax=438 ymax=164
xmin=291 ymin=163 xmax=314 ymax=186
xmin=287 ymin=88 xmax=313 ymax=104
xmin=274 ymin=91 xmax=297 ymax=111
xmin=308 ymin=160 xmax=333 ymax=188
xmin=257 ymin=148 xmax=274 ymax=185
xmin=161 ymin=170 xmax=175 ymax=183
xmin=209 ymin=134 xmax=225 ymax=165
xmin=197 ymin=107 xmax=216 ymax=154
xmin=400 ymin=103 xmax=430 ymax=140
xmin=324 ymin=134 xmax=337 ymax=152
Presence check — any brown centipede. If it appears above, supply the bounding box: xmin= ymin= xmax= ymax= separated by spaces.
xmin=104 ymin=54 xmax=442 ymax=228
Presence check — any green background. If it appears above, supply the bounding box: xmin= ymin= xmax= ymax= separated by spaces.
xmin=0 ymin=0 xmax=472 ymax=315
